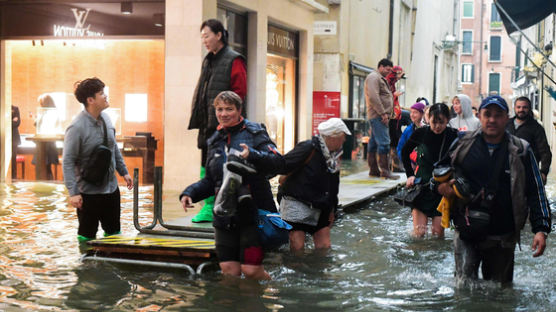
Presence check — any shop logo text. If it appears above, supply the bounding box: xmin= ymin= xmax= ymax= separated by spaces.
xmin=268 ymin=32 xmax=295 ymax=51
xmin=53 ymin=8 xmax=104 ymax=37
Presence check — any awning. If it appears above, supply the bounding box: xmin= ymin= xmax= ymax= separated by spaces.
xmin=496 ymin=0 xmax=556 ymax=34
xmin=349 ymin=61 xmax=374 ymax=76
xmin=494 ymin=0 xmax=556 ymax=86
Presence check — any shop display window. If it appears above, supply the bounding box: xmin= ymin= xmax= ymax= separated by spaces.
xmin=266 ymin=55 xmax=296 ymax=153
xmin=5 ymin=39 xmax=164 ymax=181
xmin=350 ymin=75 xmax=366 ymax=119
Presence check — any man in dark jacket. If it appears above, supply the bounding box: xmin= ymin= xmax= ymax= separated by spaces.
xmin=436 ymin=95 xmax=551 ymax=286
xmin=506 ymin=96 xmax=551 ymax=184
xmin=277 ymin=118 xmax=349 ymax=252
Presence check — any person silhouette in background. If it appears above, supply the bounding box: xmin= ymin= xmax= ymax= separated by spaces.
xmin=33 ymin=94 xmax=61 ymax=180
xmin=11 ymin=105 xmax=21 ymax=179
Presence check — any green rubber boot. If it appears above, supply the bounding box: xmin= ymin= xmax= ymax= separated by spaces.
xmin=77 ymin=235 xmax=95 ymax=242
xmin=103 ymin=231 xmax=121 ymax=237
xmin=191 ymin=166 xmax=214 ymax=223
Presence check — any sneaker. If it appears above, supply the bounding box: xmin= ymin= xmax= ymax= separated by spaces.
xmin=226 ymin=154 xmax=257 ymax=176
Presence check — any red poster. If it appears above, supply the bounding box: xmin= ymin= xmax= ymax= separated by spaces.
xmin=312 ymin=91 xmax=341 ymax=135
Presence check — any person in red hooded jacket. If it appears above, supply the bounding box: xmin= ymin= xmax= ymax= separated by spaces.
xmin=386 ymin=66 xmax=405 ymax=172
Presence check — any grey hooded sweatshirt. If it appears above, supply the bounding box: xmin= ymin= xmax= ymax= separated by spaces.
xmin=449 ymin=94 xmax=480 ymax=132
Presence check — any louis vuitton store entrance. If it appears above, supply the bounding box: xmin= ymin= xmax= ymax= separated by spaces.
xmin=0 ymin=1 xmax=165 ymax=183
xmin=266 ymin=25 xmax=298 ymax=154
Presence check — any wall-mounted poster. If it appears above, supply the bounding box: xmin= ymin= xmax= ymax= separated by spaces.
xmin=312 ymin=91 xmax=340 ymax=135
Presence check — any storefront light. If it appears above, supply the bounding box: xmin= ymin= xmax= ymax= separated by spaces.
xmin=153 ymin=13 xmax=164 ymax=27
xmin=121 ymin=2 xmax=133 ymax=15
xmin=62 ymin=39 xmax=106 ymax=49
xmin=125 ymin=93 xmax=148 ymax=122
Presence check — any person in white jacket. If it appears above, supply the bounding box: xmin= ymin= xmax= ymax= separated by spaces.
xmin=449 ymin=94 xmax=480 ymax=132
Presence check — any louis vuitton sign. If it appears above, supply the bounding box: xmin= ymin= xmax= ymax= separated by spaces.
xmin=53 ymin=8 xmax=104 ymax=37
xmin=267 ymin=25 xmax=298 ymax=58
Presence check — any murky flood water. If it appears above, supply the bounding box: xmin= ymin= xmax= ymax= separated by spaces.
xmin=0 ymin=175 xmax=555 ymax=311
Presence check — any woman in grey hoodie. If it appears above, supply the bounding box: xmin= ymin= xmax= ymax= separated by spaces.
xmin=448 ymin=94 xmax=480 ymax=132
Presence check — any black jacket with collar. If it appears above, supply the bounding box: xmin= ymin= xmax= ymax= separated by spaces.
xmin=277 ymin=136 xmax=340 ymax=214
xmin=506 ymin=115 xmax=552 ymax=175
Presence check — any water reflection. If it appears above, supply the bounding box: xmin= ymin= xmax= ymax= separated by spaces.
xmin=0 ymin=178 xmax=554 ymax=311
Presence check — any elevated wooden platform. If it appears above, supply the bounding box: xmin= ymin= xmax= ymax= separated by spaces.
xmin=84 ymin=168 xmax=406 ymax=271
xmin=338 ymin=171 xmax=406 ymax=210
xmin=84 ymin=234 xmax=216 ymax=271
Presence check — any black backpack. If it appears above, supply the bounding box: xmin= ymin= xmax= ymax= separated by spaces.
xmin=81 ymin=116 xmax=112 ymax=186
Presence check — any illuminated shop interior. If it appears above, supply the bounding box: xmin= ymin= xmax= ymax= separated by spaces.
xmin=5 ymin=39 xmax=164 ymax=183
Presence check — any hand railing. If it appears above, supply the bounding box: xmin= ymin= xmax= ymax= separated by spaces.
xmin=133 ymin=167 xmax=215 ymax=239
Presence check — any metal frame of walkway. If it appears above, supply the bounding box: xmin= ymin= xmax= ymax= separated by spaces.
xmin=82 ymin=166 xmax=406 ymax=274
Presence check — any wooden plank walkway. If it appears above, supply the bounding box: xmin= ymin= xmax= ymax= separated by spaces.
xmin=339 ymin=171 xmax=406 ymax=209
xmin=85 ymin=170 xmax=406 ymax=267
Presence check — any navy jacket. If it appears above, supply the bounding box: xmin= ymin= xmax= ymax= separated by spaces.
xmin=180 ymin=119 xmax=283 ymax=229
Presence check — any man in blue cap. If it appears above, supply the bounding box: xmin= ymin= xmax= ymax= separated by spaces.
xmin=434 ymin=95 xmax=551 ymax=286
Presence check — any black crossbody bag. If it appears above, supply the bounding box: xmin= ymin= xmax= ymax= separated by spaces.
xmin=81 ymin=116 xmax=112 ymax=186
xmin=454 ymin=139 xmax=508 ymax=242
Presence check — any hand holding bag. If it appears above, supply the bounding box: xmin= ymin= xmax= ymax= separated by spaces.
xmin=393 ymin=184 xmax=423 ymax=207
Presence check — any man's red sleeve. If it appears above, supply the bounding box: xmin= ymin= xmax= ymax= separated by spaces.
xmin=230 ymin=58 xmax=247 ymax=100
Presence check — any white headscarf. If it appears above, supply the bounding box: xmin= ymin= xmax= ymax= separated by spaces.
xmin=317 ymin=118 xmax=350 ymax=173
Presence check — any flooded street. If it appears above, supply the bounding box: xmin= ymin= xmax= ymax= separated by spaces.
xmin=0 ymin=175 xmax=555 ymax=311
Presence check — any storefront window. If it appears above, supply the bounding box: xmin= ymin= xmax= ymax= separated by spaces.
xmin=5 ymin=39 xmax=164 ymax=182
xmin=266 ymin=25 xmax=298 ymax=153
xmin=266 ymin=55 xmax=296 ymax=153
xmin=350 ymin=75 xmax=366 ymax=120
xmin=1 ymin=2 xmax=165 ymax=183
xmin=217 ymin=7 xmax=247 ymax=56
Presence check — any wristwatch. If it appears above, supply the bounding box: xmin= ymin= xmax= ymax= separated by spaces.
xmin=538 ymin=231 xmax=548 ymax=238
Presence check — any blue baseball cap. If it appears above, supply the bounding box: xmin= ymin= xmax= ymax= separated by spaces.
xmin=479 ymin=95 xmax=508 ymax=112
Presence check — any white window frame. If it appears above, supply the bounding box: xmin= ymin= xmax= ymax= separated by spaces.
xmin=488 ymin=35 xmax=502 ymax=62
xmin=461 ymin=30 xmax=473 ymax=55
xmin=462 ymin=0 xmax=474 ymax=19
xmin=488 ymin=72 xmax=501 ymax=95
xmin=490 ymin=3 xmax=502 ymax=24
xmin=461 ymin=63 xmax=474 ymax=84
